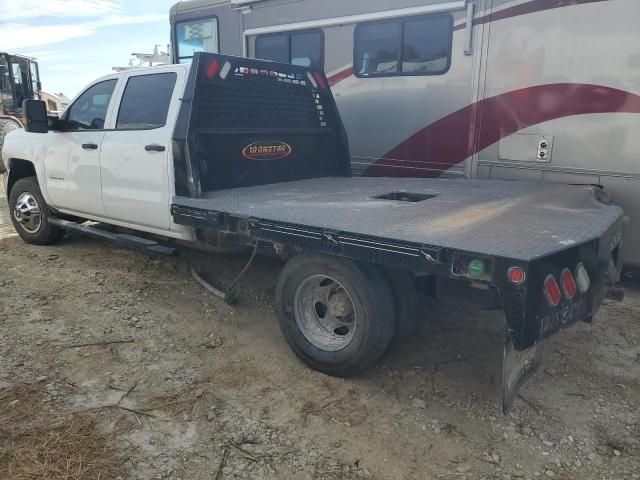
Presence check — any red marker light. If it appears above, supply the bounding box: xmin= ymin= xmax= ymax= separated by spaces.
xmin=205 ymin=60 xmax=219 ymax=79
xmin=507 ymin=266 xmax=526 ymax=285
xmin=544 ymin=275 xmax=562 ymax=307
xmin=313 ymin=71 xmax=326 ymax=89
xmin=560 ymin=268 xmax=577 ymax=299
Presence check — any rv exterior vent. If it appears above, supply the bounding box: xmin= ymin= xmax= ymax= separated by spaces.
xmin=374 ymin=192 xmax=437 ymax=203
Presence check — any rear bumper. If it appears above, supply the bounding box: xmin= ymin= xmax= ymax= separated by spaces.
xmin=498 ymin=214 xmax=626 ymax=352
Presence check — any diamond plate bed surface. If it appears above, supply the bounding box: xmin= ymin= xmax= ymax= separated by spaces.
xmin=174 ymin=177 xmax=624 ymax=260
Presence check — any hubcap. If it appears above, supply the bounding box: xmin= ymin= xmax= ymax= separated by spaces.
xmin=293 ymin=274 xmax=357 ymax=351
xmin=13 ymin=192 xmax=42 ymax=234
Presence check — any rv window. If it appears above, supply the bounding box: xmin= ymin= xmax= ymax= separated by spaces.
xmin=116 ymin=73 xmax=177 ymax=130
xmin=355 ymin=14 xmax=453 ymax=77
xmin=255 ymin=34 xmax=289 ymax=65
xmin=255 ymin=30 xmax=323 ymax=70
xmin=176 ymin=17 xmax=219 ymax=63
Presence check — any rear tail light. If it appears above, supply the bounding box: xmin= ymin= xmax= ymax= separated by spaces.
xmin=507 ymin=266 xmax=526 ymax=285
xmin=544 ymin=275 xmax=562 ymax=306
xmin=205 ymin=60 xmax=219 ymax=79
xmin=575 ymin=263 xmax=591 ymax=293
xmin=560 ymin=268 xmax=577 ymax=299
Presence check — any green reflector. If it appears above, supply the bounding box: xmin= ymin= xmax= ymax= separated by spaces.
xmin=468 ymin=259 xmax=485 ymax=277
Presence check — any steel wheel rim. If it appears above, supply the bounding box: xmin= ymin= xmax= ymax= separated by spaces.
xmin=13 ymin=192 xmax=42 ymax=234
xmin=293 ymin=274 xmax=357 ymax=351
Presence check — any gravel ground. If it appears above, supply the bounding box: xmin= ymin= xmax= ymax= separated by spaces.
xmin=1 ymin=181 xmax=639 ymax=480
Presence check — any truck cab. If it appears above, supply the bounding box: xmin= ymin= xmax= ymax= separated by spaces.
xmin=3 ymin=64 xmax=194 ymax=240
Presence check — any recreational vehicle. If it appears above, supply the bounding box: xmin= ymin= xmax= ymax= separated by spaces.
xmin=170 ymin=0 xmax=640 ymax=266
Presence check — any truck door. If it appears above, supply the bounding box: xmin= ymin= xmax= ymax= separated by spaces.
xmin=99 ymin=69 xmax=183 ymax=230
xmin=44 ymin=78 xmax=118 ymax=216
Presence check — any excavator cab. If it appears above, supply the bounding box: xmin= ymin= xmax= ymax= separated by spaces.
xmin=1 ymin=53 xmax=41 ymax=172
xmin=1 ymin=52 xmax=41 ymax=118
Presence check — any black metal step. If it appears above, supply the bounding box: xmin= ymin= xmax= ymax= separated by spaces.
xmin=49 ymin=218 xmax=177 ymax=256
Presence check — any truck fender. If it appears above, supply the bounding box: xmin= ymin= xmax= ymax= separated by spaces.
xmin=0 ymin=116 xmax=23 ymax=174
xmin=5 ymin=158 xmax=37 ymax=199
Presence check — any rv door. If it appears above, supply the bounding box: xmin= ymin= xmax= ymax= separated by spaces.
xmin=473 ymin=0 xmax=640 ymax=267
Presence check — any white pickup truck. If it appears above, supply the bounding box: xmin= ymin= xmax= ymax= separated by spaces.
xmin=2 ymin=53 xmax=626 ymax=412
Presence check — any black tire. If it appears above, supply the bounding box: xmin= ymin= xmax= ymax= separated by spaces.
xmin=276 ymin=254 xmax=396 ymax=377
xmin=384 ymin=267 xmax=419 ymax=339
xmin=8 ymin=176 xmax=64 ymax=245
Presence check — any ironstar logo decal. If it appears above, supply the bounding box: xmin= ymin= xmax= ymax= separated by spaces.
xmin=242 ymin=141 xmax=293 ymax=161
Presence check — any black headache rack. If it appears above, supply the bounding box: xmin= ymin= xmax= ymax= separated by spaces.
xmin=171 ymin=52 xmax=351 ymax=198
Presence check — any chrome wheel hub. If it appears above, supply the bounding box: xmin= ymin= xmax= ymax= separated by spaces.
xmin=14 ymin=192 xmax=42 ymax=234
xmin=293 ymin=274 xmax=357 ymax=351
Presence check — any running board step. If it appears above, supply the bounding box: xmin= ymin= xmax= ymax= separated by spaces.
xmin=49 ymin=218 xmax=177 ymax=256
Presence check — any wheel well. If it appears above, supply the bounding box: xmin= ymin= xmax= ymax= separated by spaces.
xmin=6 ymin=159 xmax=37 ymax=196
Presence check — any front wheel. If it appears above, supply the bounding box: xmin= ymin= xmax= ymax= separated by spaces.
xmin=9 ymin=176 xmax=64 ymax=245
xmin=276 ymin=254 xmax=396 ymax=377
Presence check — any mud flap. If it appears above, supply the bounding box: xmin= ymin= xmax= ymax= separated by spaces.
xmin=502 ymin=326 xmax=541 ymax=414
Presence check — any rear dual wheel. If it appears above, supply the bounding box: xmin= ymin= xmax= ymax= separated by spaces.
xmin=276 ymin=254 xmax=398 ymax=377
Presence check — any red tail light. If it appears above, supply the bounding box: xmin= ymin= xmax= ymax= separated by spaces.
xmin=544 ymin=275 xmax=562 ymax=306
xmin=507 ymin=266 xmax=526 ymax=285
xmin=560 ymin=269 xmax=577 ymax=299
xmin=205 ymin=60 xmax=219 ymax=79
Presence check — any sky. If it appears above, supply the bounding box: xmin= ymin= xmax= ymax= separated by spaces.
xmin=0 ymin=0 xmax=178 ymax=98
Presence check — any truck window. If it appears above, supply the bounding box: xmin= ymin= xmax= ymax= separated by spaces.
xmin=175 ymin=17 xmax=219 ymax=63
xmin=255 ymin=30 xmax=324 ymax=69
xmin=355 ymin=14 xmax=453 ymax=77
xmin=66 ymin=79 xmax=117 ymax=130
xmin=116 ymin=73 xmax=177 ymax=130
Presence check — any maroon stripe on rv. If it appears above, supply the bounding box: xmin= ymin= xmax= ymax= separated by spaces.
xmin=452 ymin=0 xmax=608 ymax=31
xmin=364 ymin=84 xmax=640 ymax=177
xmin=328 ymin=67 xmax=354 ymax=87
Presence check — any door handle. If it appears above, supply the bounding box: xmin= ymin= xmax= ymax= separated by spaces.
xmin=82 ymin=143 xmax=98 ymax=150
xmin=145 ymin=144 xmax=166 ymax=152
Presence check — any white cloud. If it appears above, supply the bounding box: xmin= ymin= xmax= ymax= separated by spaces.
xmin=0 ymin=0 xmax=123 ymax=20
xmin=98 ymin=13 xmax=168 ymax=27
xmin=0 ymin=14 xmax=167 ymax=49
xmin=0 ymin=23 xmax=94 ymax=49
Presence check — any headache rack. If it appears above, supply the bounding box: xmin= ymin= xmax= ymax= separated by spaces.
xmin=171 ymin=52 xmax=351 ymax=198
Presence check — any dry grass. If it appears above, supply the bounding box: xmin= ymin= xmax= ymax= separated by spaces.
xmin=0 ymin=383 xmax=124 ymax=480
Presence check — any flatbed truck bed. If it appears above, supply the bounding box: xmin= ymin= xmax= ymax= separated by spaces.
xmin=165 ymin=53 xmax=626 ymax=411
xmin=172 ymin=176 xmax=622 ymax=262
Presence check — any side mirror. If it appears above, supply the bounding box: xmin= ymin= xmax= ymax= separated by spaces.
xmin=48 ymin=115 xmax=66 ymax=132
xmin=23 ymin=100 xmax=48 ymax=133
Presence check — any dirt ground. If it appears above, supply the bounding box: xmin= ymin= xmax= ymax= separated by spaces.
xmin=1 ymin=182 xmax=639 ymax=480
